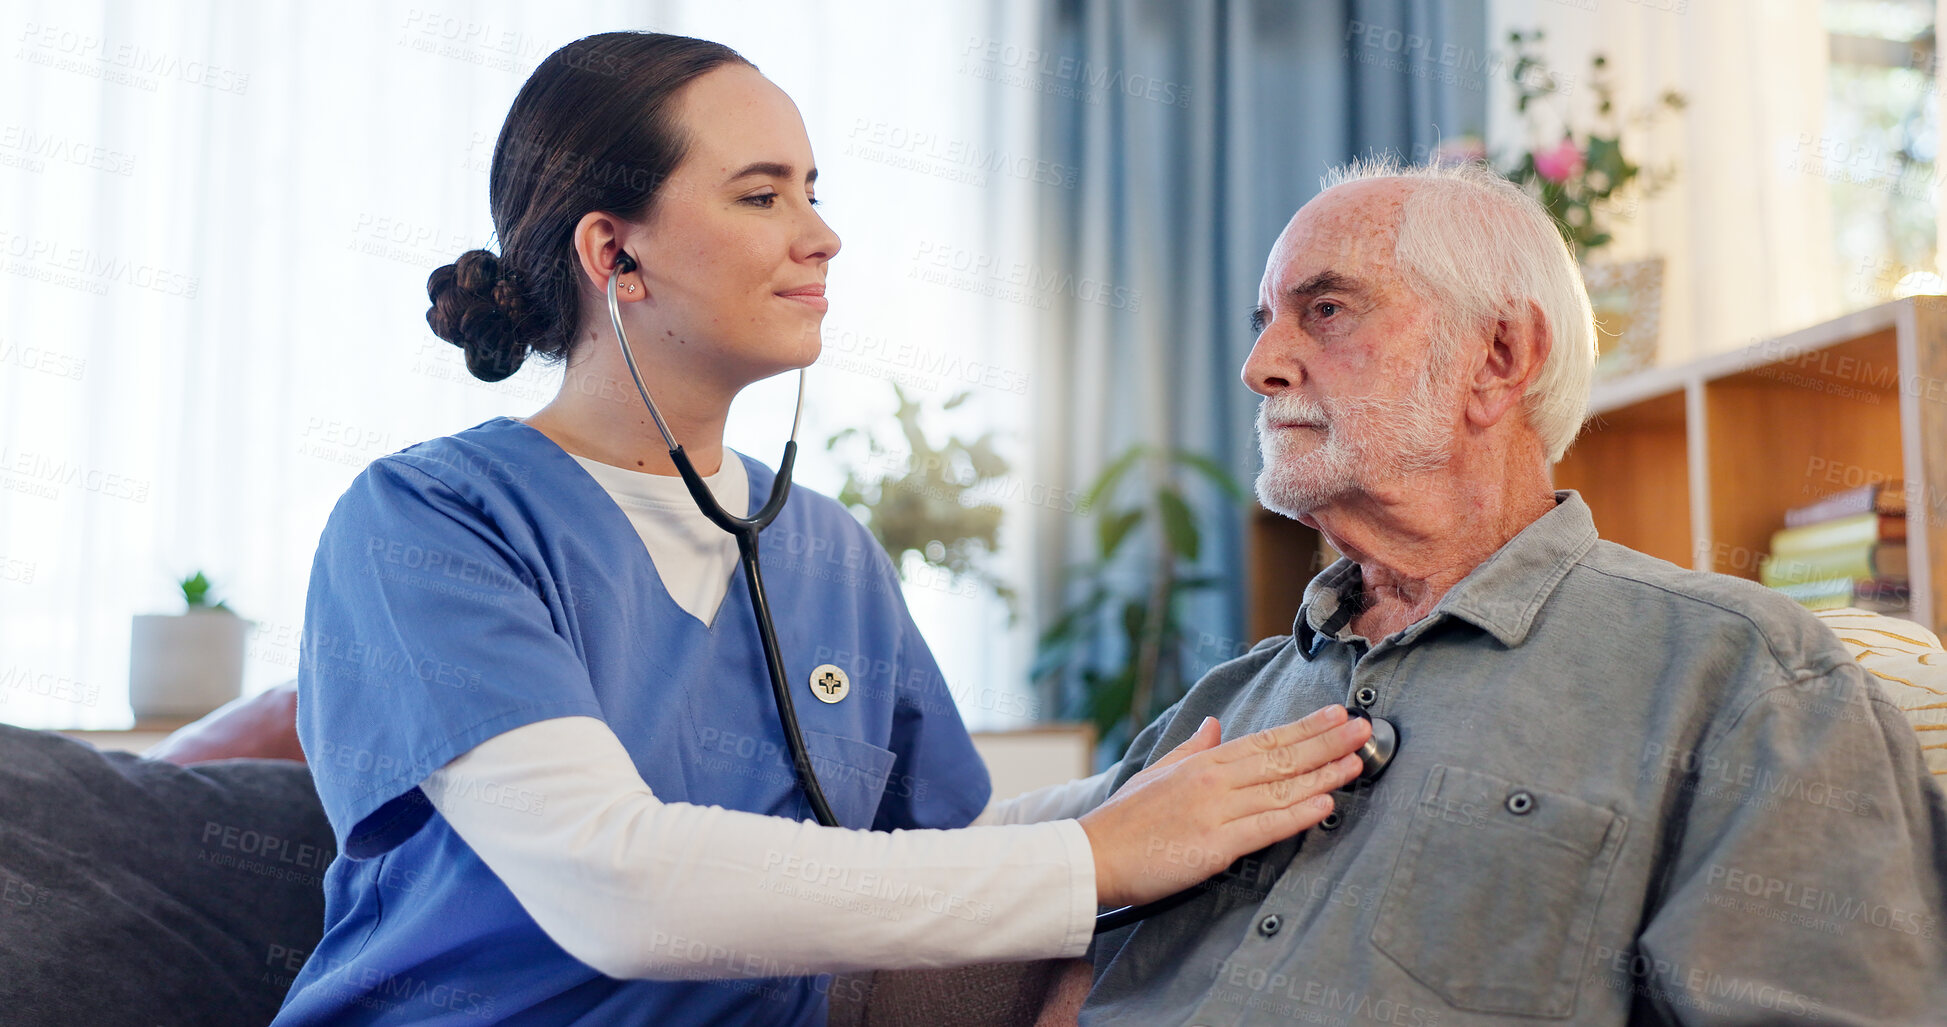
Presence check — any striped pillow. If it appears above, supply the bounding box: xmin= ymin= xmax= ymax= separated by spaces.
xmin=1814 ymin=607 xmax=1947 ymax=790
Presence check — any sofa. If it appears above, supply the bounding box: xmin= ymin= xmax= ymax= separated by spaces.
xmin=1 ymin=607 xmax=1941 ymax=1026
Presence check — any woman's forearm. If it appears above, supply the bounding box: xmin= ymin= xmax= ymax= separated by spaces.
xmin=422 ymin=716 xmax=1097 ymax=980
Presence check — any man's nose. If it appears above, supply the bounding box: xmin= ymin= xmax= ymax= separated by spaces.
xmin=1241 ymin=335 xmax=1301 ymax=397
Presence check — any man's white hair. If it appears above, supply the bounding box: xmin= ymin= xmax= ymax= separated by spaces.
xmin=1319 ymin=157 xmax=1596 ymax=462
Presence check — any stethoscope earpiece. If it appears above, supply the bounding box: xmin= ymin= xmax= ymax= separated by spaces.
xmin=1343 ymin=705 xmax=1399 ymax=784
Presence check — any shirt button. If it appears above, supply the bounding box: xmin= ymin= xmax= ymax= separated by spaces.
xmin=1319 ymin=811 xmax=1342 ymax=831
xmin=1258 ymin=913 xmax=1282 ymax=937
xmin=1506 ymin=790 xmax=1536 ymax=815
xmin=1353 ymin=686 xmax=1378 ymax=708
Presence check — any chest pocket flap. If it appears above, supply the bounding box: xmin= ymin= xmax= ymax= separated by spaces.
xmin=1371 ymin=764 xmax=1628 ymax=1018
xmin=797 ymin=730 xmax=897 ymax=830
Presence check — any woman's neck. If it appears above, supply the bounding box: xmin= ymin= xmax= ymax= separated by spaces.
xmin=524 ymin=360 xmax=731 ymax=477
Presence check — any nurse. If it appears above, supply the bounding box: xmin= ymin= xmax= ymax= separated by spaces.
xmin=276 ymin=30 xmax=1371 ymax=1026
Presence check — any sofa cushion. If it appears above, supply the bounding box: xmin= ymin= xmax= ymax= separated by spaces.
xmin=1814 ymin=607 xmax=1947 ymax=789
xmin=0 ymin=725 xmax=331 ymax=1026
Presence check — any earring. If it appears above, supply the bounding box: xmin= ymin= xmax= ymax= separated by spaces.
xmin=625 ymin=283 xmax=637 ymax=293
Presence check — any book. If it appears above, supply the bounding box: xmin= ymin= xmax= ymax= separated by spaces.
xmin=1759 ymin=542 xmax=1908 ymax=587
xmin=1785 ymin=481 xmax=1906 ymax=527
xmin=1772 ymin=577 xmax=1909 ymax=613
xmin=1769 ymin=511 xmax=1906 ymax=555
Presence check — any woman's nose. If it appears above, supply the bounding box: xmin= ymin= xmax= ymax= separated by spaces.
xmin=798 ymin=206 xmax=840 ymax=264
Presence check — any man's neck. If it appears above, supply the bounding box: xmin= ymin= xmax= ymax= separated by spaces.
xmin=1304 ymin=459 xmax=1557 ymax=642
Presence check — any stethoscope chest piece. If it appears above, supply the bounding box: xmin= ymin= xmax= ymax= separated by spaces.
xmin=1343 ymin=705 xmax=1399 ymax=783
xmin=809 ymin=664 xmax=850 ymax=704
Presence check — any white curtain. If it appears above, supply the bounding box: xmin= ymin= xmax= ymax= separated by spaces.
xmin=0 ymin=0 xmax=1043 ymax=730
xmin=1486 ymin=0 xmax=1842 ymax=365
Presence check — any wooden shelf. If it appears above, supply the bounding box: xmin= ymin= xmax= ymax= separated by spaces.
xmin=1246 ymin=297 xmax=1947 ymax=637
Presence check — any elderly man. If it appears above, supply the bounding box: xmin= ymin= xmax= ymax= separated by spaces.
xmin=1002 ymin=160 xmax=1947 ymax=1025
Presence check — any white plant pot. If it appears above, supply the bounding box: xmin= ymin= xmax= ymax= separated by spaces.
xmin=128 ymin=610 xmax=249 ymax=720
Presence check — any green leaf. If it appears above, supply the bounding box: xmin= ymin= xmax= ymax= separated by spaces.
xmin=180 ymin=571 xmax=212 ymax=607
xmin=1584 ymin=136 xmax=1629 ymax=195
xmin=1089 ymin=670 xmax=1135 ymax=739
xmin=1172 ymin=451 xmax=1248 ymax=502
xmin=1083 ymin=445 xmax=1147 ymax=512
xmin=1156 ymin=489 xmax=1199 ymax=561
xmin=1098 ymin=509 xmax=1143 ymax=559
xmin=1035 ymin=586 xmax=1106 ymax=648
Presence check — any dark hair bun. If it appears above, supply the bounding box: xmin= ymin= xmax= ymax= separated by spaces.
xmin=426 ymin=249 xmax=534 ymax=382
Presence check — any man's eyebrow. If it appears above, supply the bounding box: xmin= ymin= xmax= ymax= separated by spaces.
xmin=1286 ymin=271 xmax=1364 ymax=299
xmin=725 ymin=161 xmax=818 ymax=185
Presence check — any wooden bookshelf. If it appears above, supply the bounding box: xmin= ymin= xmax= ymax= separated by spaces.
xmin=1247 ymin=297 xmax=1947 ymax=638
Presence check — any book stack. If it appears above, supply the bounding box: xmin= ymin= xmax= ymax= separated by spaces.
xmin=1760 ymin=482 xmax=1908 ymax=612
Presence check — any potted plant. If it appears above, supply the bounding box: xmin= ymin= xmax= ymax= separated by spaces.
xmin=1439 ymin=29 xmax=1687 ymax=377
xmin=128 ymin=571 xmax=249 ymax=721
xmin=1032 ymin=444 xmax=1246 ymax=762
xmin=826 ymin=383 xmax=1017 ymax=612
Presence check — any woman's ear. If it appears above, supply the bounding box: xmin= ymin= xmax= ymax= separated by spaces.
xmin=1467 ymin=299 xmax=1552 ymax=430
xmin=572 ymin=211 xmax=644 ymax=299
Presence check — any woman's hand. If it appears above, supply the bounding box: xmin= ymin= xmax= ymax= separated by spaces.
xmin=1078 ymin=704 xmax=1369 ymax=908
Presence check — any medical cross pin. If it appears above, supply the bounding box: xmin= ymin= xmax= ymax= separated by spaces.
xmin=808 ymin=663 xmax=850 ymax=704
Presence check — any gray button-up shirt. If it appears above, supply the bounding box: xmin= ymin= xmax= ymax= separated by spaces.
xmin=1078 ymin=492 xmax=1947 ymax=1025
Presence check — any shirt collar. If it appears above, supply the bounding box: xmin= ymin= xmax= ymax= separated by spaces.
xmin=1294 ymin=490 xmax=1598 ymax=656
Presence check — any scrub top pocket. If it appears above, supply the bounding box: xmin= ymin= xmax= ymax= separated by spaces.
xmin=1370 ymin=764 xmax=1627 ymax=1019
xmin=797 ymin=729 xmax=897 ymax=830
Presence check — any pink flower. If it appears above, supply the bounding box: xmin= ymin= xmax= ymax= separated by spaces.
xmin=1534 ymin=138 xmax=1584 ymax=183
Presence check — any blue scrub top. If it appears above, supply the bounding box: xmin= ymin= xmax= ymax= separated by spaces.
xmin=274 ymin=417 xmax=992 ymax=1026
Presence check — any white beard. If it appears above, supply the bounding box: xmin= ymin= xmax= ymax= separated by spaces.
xmin=1254 ymin=356 xmax=1457 ymax=518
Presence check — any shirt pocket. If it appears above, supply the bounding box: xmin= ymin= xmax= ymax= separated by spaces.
xmin=795 ymin=729 xmax=896 ymax=830
xmin=1369 ymin=764 xmax=1628 ymax=1019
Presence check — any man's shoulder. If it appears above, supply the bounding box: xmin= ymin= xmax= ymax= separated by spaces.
xmin=1566 ymin=539 xmax=1854 ymax=678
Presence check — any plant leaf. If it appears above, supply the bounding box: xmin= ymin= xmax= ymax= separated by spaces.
xmin=1098 ymin=509 xmax=1143 ymax=559
xmin=1084 ymin=445 xmax=1147 ymax=512
xmin=1172 ymin=451 xmax=1248 ymax=502
xmin=1157 ymin=489 xmax=1199 ymax=561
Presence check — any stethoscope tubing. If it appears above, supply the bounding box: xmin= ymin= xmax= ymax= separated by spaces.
xmin=607 ymin=256 xmax=839 ymax=829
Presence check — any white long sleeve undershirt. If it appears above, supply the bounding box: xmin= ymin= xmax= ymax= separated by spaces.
xmin=422 ymin=717 xmax=1099 ymax=980
xmin=417 ymin=450 xmax=1109 ymax=980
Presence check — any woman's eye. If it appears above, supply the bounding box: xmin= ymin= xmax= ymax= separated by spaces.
xmin=742 ymin=193 xmax=778 ymax=208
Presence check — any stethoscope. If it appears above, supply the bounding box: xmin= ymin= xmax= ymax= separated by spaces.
xmin=1094 ymin=707 xmax=1398 ymax=932
xmin=605 ymin=256 xmax=1402 ymax=934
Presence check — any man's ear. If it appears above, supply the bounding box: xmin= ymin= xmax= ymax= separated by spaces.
xmin=1468 ymin=299 xmax=1552 ymax=430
